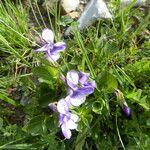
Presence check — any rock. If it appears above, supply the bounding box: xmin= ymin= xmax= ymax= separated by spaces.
xmin=61 ymin=0 xmax=80 ymax=13
xmin=77 ymin=0 xmax=112 ymax=30
xmin=67 ymin=11 xmax=80 ymax=18
xmin=64 ymin=0 xmax=112 ymax=36
xmin=77 ymin=0 xmax=89 ymax=13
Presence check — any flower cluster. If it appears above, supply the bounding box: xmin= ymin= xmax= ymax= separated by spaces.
xmin=35 ymin=28 xmax=66 ymax=62
xmin=49 ymin=70 xmax=96 ymax=139
xmin=37 ymin=28 xmax=96 ymax=139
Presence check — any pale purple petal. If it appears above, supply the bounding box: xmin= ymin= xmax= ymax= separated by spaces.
xmin=63 ymin=113 xmax=70 ymax=122
xmin=51 ymin=42 xmax=66 ymax=54
xmin=70 ymin=114 xmax=79 ymax=122
xmin=42 ymin=28 xmax=54 ymax=43
xmin=79 ymin=72 xmax=90 ymax=85
xmin=46 ymin=53 xmax=60 ymax=62
xmin=66 ymin=119 xmax=78 ymax=130
xmin=65 ymin=96 xmax=72 ymax=107
xmin=35 ymin=44 xmax=49 ymax=52
xmin=57 ymin=99 xmax=69 ymax=114
xmin=85 ymin=80 xmax=96 ymax=88
xmin=76 ymin=86 xmax=95 ymax=95
xmin=66 ymin=70 xmax=79 ymax=89
xmin=61 ymin=123 xmax=71 ymax=139
xmin=69 ymin=94 xmax=86 ymax=106
xmin=59 ymin=114 xmax=65 ymax=126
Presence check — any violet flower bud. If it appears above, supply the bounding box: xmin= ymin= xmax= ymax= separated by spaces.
xmin=48 ymin=102 xmax=58 ymax=112
xmin=122 ymin=105 xmax=131 ymax=117
xmin=122 ymin=102 xmax=131 ymax=117
xmin=115 ymin=89 xmax=131 ymax=117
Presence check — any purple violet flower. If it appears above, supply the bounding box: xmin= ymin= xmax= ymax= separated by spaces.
xmin=65 ymin=70 xmax=96 ymax=106
xmin=57 ymin=98 xmax=78 ymax=139
xmin=59 ymin=112 xmax=78 ymax=139
xmin=35 ymin=28 xmax=66 ymax=62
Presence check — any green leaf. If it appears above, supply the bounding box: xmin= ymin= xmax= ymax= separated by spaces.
xmin=126 ymin=90 xmax=149 ymax=110
xmin=74 ymin=128 xmax=88 ymax=150
xmin=60 ymin=16 xmax=73 ymax=26
xmin=146 ymin=118 xmax=150 ymax=126
xmin=23 ymin=115 xmax=45 ymax=136
xmin=0 ymin=142 xmax=46 ymax=150
xmin=92 ymin=100 xmax=104 ymax=114
xmin=97 ymin=72 xmax=118 ymax=92
xmin=37 ymin=83 xmax=56 ymax=107
xmin=0 ymin=93 xmax=18 ymax=106
xmin=0 ymin=34 xmax=31 ymax=67
xmin=0 ymin=144 xmax=36 ymax=150
xmin=20 ymin=76 xmax=36 ymax=91
xmin=32 ymin=66 xmax=58 ymax=84
xmin=0 ymin=117 xmax=3 ymax=129
xmin=125 ymin=59 xmax=150 ymax=77
xmin=78 ymin=114 xmax=93 ymax=131
xmin=82 ymin=117 xmax=89 ymax=128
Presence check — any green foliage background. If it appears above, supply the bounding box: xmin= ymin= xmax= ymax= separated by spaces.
xmin=0 ymin=0 xmax=150 ymax=149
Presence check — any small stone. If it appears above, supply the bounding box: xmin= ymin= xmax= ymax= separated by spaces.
xmin=67 ymin=12 xmax=80 ymax=18
xmin=61 ymin=0 xmax=80 ymax=13
xmin=120 ymin=0 xmax=146 ymax=7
